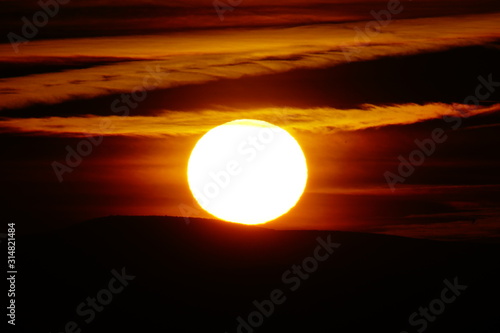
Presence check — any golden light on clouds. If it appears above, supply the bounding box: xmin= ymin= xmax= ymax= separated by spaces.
xmin=1 ymin=103 xmax=498 ymax=137
xmin=0 ymin=13 xmax=499 ymax=110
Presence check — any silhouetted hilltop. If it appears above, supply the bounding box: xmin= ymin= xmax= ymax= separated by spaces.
xmin=14 ymin=216 xmax=500 ymax=333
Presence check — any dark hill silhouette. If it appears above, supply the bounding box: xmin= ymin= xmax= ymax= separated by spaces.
xmin=14 ymin=216 xmax=500 ymax=332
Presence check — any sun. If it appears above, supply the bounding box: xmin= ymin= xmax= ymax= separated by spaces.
xmin=187 ymin=119 xmax=308 ymax=225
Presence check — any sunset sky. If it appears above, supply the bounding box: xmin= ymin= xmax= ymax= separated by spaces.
xmin=1 ymin=0 xmax=499 ymax=240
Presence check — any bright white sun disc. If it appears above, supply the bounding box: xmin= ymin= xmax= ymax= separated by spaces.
xmin=187 ymin=119 xmax=308 ymax=225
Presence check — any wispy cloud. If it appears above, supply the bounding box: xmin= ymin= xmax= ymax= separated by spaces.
xmin=1 ymin=13 xmax=499 ymax=111
xmin=1 ymin=103 xmax=498 ymax=136
xmin=2 ymin=0 xmax=499 ymax=39
xmin=372 ymin=216 xmax=500 ymax=241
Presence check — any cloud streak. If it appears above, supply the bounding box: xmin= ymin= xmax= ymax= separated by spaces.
xmin=1 ymin=103 xmax=498 ymax=137
xmin=1 ymin=13 xmax=499 ymax=111
xmin=2 ymin=0 xmax=499 ymax=40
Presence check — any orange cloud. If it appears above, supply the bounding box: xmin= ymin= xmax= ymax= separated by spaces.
xmin=1 ymin=103 xmax=498 ymax=136
xmin=0 ymin=13 xmax=499 ymax=110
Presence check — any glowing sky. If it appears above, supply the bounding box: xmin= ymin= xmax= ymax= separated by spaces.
xmin=1 ymin=0 xmax=499 ymax=240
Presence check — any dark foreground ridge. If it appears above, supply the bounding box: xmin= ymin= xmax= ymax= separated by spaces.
xmin=14 ymin=216 xmax=500 ymax=332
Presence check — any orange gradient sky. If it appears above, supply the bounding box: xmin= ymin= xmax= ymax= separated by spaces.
xmin=1 ymin=0 xmax=500 ymax=241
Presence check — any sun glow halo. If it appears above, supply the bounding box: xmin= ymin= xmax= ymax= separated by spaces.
xmin=187 ymin=119 xmax=308 ymax=225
